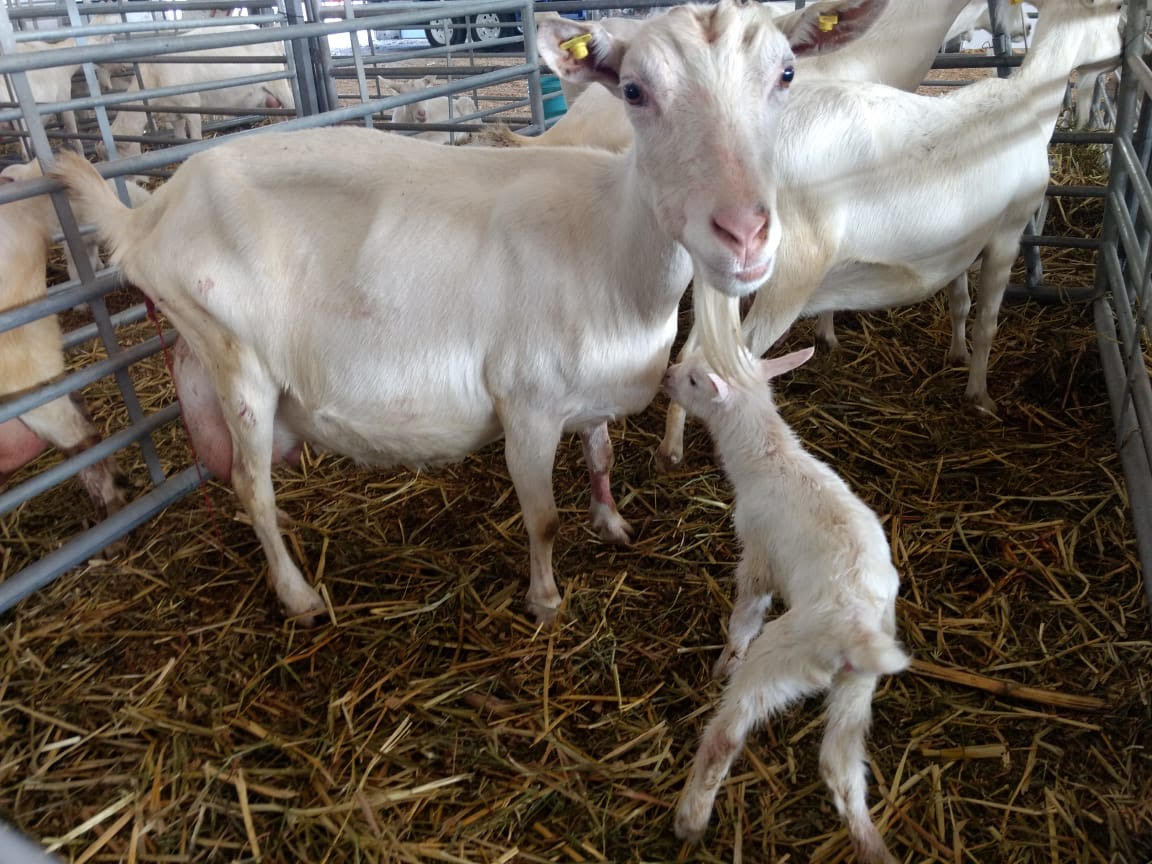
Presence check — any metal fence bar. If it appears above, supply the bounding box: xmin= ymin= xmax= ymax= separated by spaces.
xmin=0 ymin=331 xmax=176 ymax=425
xmin=0 ymin=2 xmax=166 ymax=486
xmin=0 ymin=466 xmax=204 ymax=615
xmin=0 ymin=403 xmax=180 ymax=516
xmin=1094 ymin=0 xmax=1152 ymax=604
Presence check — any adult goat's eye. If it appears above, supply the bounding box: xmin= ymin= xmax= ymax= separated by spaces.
xmin=688 ymin=374 xmax=697 ymax=386
xmin=780 ymin=66 xmax=795 ymax=87
xmin=622 ymin=82 xmax=646 ymax=105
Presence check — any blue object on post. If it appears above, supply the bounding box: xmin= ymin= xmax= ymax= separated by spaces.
xmin=540 ymin=74 xmax=567 ymax=121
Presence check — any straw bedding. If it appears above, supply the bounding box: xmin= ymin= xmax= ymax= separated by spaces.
xmin=1 ymin=99 xmax=1150 ymax=864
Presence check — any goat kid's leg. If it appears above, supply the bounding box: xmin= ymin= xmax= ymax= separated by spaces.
xmin=580 ymin=422 xmax=632 ymax=544
xmin=816 ymin=311 xmax=839 ymax=351
xmin=215 ymin=354 xmax=325 ymax=623
xmin=503 ymin=415 xmax=565 ymax=626
xmin=676 ymin=612 xmax=832 ymax=842
xmin=657 ymin=336 xmax=694 ymax=471
xmin=21 ymin=394 xmax=130 ymax=517
xmin=965 ymin=240 xmax=1016 ymax=416
xmin=713 ymin=558 xmax=772 ymax=680
xmin=820 ymin=672 xmax=897 ymax=864
xmin=945 ymin=272 xmax=971 ymax=364
xmin=61 ymin=110 xmax=83 ymax=154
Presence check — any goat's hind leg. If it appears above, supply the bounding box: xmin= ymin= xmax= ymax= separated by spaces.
xmin=965 ymin=237 xmax=1016 ymax=416
xmin=208 ymin=341 xmax=325 ymax=623
xmin=676 ymin=611 xmax=832 ymax=842
xmin=821 ymin=671 xmax=897 ymax=864
xmin=21 ymin=393 xmax=130 ymax=517
xmin=945 ymin=272 xmax=971 ymax=364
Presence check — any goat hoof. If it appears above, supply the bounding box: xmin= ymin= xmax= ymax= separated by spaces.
xmin=590 ymin=508 xmax=633 ymax=545
xmin=672 ymin=803 xmax=709 ymax=843
xmin=527 ymin=593 xmax=562 ymax=629
xmin=945 ymin=347 xmax=969 ymax=365
xmin=655 ymin=443 xmax=683 ymax=473
xmin=282 ymin=585 xmax=327 ymax=626
xmin=967 ymin=392 xmax=999 ymax=418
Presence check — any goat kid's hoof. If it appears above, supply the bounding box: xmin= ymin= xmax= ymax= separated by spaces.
xmin=590 ymin=508 xmax=634 ymax=545
xmin=655 ymin=443 xmax=684 ymax=473
xmin=672 ymin=803 xmax=709 ymax=843
xmin=945 ymin=346 xmax=969 ymax=365
xmin=527 ymin=594 xmax=563 ymax=629
xmin=282 ymin=586 xmax=328 ymax=627
xmin=966 ymin=391 xmax=999 ymax=418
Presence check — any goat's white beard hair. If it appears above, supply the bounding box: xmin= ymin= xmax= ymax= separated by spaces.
xmin=691 ymin=269 xmax=760 ymax=386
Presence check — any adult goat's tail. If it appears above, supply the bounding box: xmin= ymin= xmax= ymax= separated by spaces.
xmin=51 ymin=152 xmax=142 ymax=265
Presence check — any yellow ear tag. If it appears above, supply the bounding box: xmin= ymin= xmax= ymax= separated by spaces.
xmin=817 ymin=13 xmax=838 ymax=32
xmin=1011 ymin=0 xmax=1022 ymax=4
xmin=560 ymin=33 xmax=592 ymax=61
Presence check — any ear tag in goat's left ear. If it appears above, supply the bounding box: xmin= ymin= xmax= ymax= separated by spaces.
xmin=560 ymin=33 xmax=592 ymax=60
xmin=817 ymin=13 xmax=838 ymax=32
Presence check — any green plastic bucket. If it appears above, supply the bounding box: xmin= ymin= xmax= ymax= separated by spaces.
xmin=540 ymin=74 xmax=567 ymax=121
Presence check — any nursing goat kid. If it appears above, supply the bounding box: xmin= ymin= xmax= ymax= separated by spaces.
xmin=658 ymin=0 xmax=1123 ymax=468
xmin=0 ymin=162 xmax=148 ymax=512
xmin=491 ymin=0 xmax=983 ymax=152
xmin=664 ymin=349 xmax=907 ymax=863
xmin=57 ymin=0 xmax=888 ymax=626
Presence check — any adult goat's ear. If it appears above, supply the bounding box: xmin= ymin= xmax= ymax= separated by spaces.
xmin=758 ymin=347 xmax=815 ymax=381
xmin=537 ymin=17 xmax=628 ymax=89
xmin=774 ymin=0 xmax=888 ymax=57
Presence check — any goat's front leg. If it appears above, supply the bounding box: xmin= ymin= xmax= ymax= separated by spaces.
xmin=656 ymin=336 xmax=694 ymax=471
xmin=712 ymin=558 xmax=773 ymax=680
xmin=965 ymin=238 xmax=1016 ymax=416
xmin=503 ymin=415 xmax=564 ymax=625
xmin=580 ymin=422 xmax=632 ymax=544
xmin=815 ymin=310 xmax=839 ymax=351
xmin=945 ymin=272 xmax=971 ymax=364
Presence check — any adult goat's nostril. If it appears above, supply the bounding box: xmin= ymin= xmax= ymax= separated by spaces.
xmin=711 ymin=207 xmax=770 ymax=258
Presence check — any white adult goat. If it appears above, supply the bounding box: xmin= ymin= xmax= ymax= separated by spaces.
xmin=57 ymin=0 xmax=889 ymax=625
xmin=0 ymin=162 xmax=147 ymax=512
xmin=99 ymin=24 xmax=294 ymax=158
xmin=658 ymin=0 xmax=1123 ymax=468
xmin=490 ymin=0 xmax=984 ymax=152
xmin=663 ymin=349 xmax=908 ymax=863
xmin=945 ymin=0 xmax=1035 ymax=49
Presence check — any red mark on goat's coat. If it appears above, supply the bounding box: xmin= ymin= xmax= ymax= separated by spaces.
xmin=197 ymin=277 xmax=214 ymax=296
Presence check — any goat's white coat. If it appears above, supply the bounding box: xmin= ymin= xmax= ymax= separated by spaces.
xmin=56 ymin=0 xmax=887 ymax=623
xmin=664 ymin=350 xmax=907 ymax=864
xmin=659 ymin=0 xmax=1123 ymax=467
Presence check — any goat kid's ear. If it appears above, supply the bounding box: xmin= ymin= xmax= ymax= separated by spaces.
xmin=774 ymin=0 xmax=888 ymax=57
xmin=537 ymin=17 xmax=627 ymax=89
xmin=707 ymin=373 xmax=732 ymax=403
xmin=758 ymin=346 xmax=815 ymax=381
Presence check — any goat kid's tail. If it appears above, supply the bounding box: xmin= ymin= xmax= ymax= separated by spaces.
xmin=51 ymin=152 xmax=141 ymax=265
xmin=845 ymin=628 xmax=910 ymax=678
